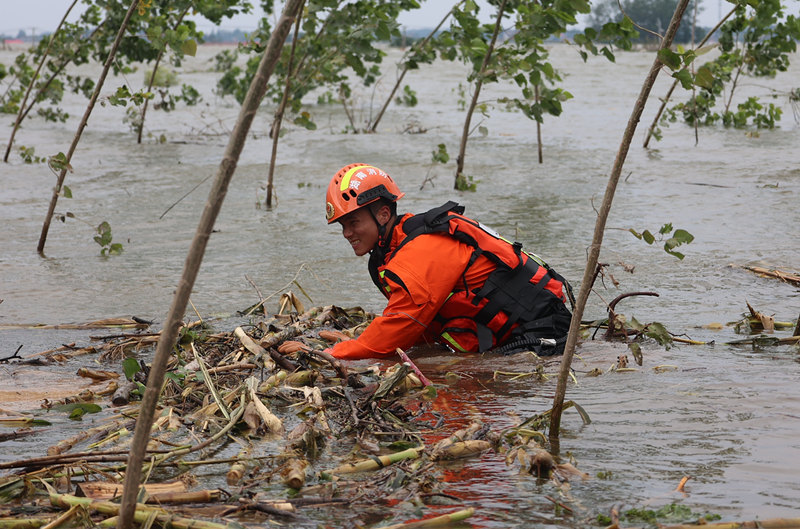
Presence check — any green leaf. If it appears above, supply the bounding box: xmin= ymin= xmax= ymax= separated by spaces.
xmin=671 ymin=229 xmax=694 ymax=244
xmin=695 ymin=44 xmax=718 ymax=56
xmin=695 ymin=66 xmax=714 ymax=89
xmin=375 ymin=21 xmax=391 ymax=41
xmin=659 ymin=223 xmax=673 ymax=235
xmin=0 ymin=418 xmax=51 ymax=427
xmin=54 ymin=402 xmax=102 ymax=415
xmin=644 ymin=322 xmax=672 ymax=348
xmin=658 ymin=48 xmax=681 ymax=70
xmin=642 ymin=230 xmax=655 ymax=245
xmin=180 ymin=39 xmax=197 ymax=57
xmin=122 ymin=357 xmax=141 ymax=381
xmin=48 ymin=152 xmax=72 ymax=173
xmin=421 ymin=384 xmax=438 ymax=400
xmin=628 ymin=342 xmax=643 ymax=366
xmin=672 ymin=68 xmax=693 ymax=90
xmin=95 ymin=221 xmax=112 ymax=247
xmin=62 ymin=185 xmax=72 ymax=198
xmin=627 ymin=315 xmax=646 ymax=332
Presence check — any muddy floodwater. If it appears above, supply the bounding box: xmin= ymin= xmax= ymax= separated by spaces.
xmin=1 ymin=42 xmax=799 ymax=527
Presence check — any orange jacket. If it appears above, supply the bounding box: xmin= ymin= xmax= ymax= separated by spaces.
xmin=330 ymin=205 xmax=570 ymax=360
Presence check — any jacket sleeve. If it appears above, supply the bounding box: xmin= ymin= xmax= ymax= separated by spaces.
xmin=330 ymin=234 xmax=473 ymax=360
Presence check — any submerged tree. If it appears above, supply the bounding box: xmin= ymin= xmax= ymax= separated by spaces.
xmin=588 ymin=0 xmax=705 ymax=45
xmin=1 ymin=0 xmax=252 ymax=157
xmin=657 ymin=0 xmax=800 ymax=134
xmin=214 ymin=0 xmax=421 ymax=205
xmin=438 ymin=0 xmax=636 ymax=189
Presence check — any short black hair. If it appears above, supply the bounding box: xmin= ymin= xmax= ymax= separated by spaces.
xmin=369 ymin=198 xmax=397 ymax=218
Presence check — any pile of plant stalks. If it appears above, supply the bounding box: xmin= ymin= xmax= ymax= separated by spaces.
xmin=0 ymin=304 xmax=590 ymax=529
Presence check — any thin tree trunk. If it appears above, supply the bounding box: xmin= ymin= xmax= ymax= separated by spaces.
xmin=16 ymin=23 xmax=105 ymax=127
xmin=691 ymin=0 xmax=699 ymax=145
xmin=37 ymin=1 xmax=139 ymax=255
xmin=266 ymin=0 xmax=305 ymax=208
xmin=3 ymin=0 xmax=80 ymax=162
xmin=369 ymin=1 xmax=462 ymax=133
xmin=643 ymin=6 xmax=736 ymax=148
xmin=723 ymin=65 xmax=742 ymax=114
xmin=116 ymin=2 xmax=305 ymax=528
xmin=454 ymin=0 xmax=508 ymax=189
xmin=535 ymin=84 xmax=543 ymax=163
xmin=548 ymin=0 xmax=692 ymax=443
xmin=137 ymin=6 xmax=190 ymax=144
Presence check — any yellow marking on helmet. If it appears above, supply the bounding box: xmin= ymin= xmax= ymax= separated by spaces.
xmin=340 ymin=165 xmax=372 ymax=191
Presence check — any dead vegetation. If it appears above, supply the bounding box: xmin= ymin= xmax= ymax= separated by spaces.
xmin=0 ymin=304 xmax=589 ymax=528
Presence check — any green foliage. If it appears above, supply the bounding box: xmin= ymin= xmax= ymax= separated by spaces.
xmin=395 ymin=85 xmax=418 ymax=107
xmin=212 ymin=48 xmax=239 ymax=72
xmin=0 ymin=0 xmax=247 ymax=128
xmin=629 ymin=223 xmax=694 ymax=259
xmin=620 ymin=504 xmax=721 ymax=526
xmin=587 ymin=0 xmax=705 ymax=45
xmin=17 ymin=146 xmax=45 ymax=164
xmin=661 ymin=0 xmax=800 ymax=133
xmin=105 ymin=85 xmax=152 ymax=107
xmin=455 ymin=173 xmax=479 ymax=192
xmin=214 ymin=0 xmax=421 ymax=132
xmin=52 ymin=402 xmax=102 ymax=420
xmin=48 ymin=152 xmax=72 ymax=173
xmin=122 ymin=357 xmax=142 ymax=381
xmin=145 ymin=66 xmax=178 ymax=87
xmin=94 ymin=221 xmax=123 ymax=256
xmin=293 ymin=111 xmax=317 ymax=130
xmin=432 ymin=143 xmax=450 ymax=164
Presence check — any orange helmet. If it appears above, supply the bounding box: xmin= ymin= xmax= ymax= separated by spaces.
xmin=325 ymin=163 xmax=405 ymax=224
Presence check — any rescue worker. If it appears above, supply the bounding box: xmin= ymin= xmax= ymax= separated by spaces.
xmin=324 ymin=163 xmax=573 ymax=361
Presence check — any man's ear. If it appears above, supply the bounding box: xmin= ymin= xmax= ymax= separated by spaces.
xmin=375 ymin=204 xmax=392 ymax=225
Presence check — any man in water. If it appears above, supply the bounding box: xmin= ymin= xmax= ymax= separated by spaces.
xmin=324 ymin=163 xmax=573 ymax=360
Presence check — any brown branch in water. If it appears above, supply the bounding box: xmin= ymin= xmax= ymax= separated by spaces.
xmin=608 ymin=291 xmax=660 ymax=313
xmin=304 ymin=350 xmax=347 ymax=381
xmin=606 ymin=291 xmax=660 ymax=340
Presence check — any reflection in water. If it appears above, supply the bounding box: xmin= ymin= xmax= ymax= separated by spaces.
xmin=1 ymin=43 xmax=799 ymax=527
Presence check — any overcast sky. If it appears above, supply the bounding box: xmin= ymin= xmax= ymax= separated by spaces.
xmin=0 ymin=0 xmax=760 ymax=37
xmin=2 ymin=1 xmax=488 ymax=35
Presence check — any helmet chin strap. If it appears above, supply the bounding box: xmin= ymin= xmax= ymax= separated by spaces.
xmin=367 ymin=206 xmax=397 ymax=256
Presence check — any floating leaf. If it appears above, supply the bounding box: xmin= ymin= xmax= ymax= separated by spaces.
xmin=645 ymin=322 xmax=672 ymax=348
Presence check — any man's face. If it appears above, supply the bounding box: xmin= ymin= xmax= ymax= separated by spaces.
xmin=338 ymin=207 xmax=379 ymax=256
